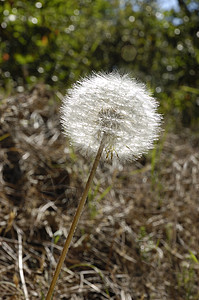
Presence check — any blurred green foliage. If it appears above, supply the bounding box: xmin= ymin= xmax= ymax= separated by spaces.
xmin=0 ymin=0 xmax=199 ymax=127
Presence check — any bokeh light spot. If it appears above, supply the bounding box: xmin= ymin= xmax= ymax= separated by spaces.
xmin=174 ymin=28 xmax=180 ymax=35
xmin=128 ymin=16 xmax=135 ymax=22
xmin=52 ymin=75 xmax=58 ymax=82
xmin=177 ymin=44 xmax=183 ymax=51
xmin=121 ymin=45 xmax=137 ymax=62
xmin=156 ymin=87 xmax=162 ymax=93
xmin=35 ymin=2 xmax=42 ymax=8
xmin=1 ymin=22 xmax=7 ymax=28
xmin=8 ymin=14 xmax=17 ymax=22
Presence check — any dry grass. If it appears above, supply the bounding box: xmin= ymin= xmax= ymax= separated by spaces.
xmin=0 ymin=85 xmax=199 ymax=300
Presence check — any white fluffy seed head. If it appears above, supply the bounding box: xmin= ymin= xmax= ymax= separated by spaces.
xmin=60 ymin=72 xmax=162 ymax=163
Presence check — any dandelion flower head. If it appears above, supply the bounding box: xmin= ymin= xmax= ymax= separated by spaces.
xmin=61 ymin=72 xmax=162 ymax=162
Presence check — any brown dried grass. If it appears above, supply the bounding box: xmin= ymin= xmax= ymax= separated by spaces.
xmin=0 ymin=85 xmax=199 ymax=300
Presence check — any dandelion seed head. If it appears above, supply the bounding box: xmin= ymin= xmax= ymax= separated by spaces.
xmin=61 ymin=72 xmax=162 ymax=163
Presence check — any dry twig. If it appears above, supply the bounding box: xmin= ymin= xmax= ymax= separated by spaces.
xmin=16 ymin=227 xmax=30 ymax=300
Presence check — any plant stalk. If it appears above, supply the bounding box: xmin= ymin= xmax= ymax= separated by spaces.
xmin=46 ymin=140 xmax=104 ymax=300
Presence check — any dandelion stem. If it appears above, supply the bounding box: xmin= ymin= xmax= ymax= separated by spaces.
xmin=46 ymin=139 xmax=104 ymax=300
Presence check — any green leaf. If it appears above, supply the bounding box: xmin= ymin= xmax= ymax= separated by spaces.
xmin=189 ymin=250 xmax=199 ymax=264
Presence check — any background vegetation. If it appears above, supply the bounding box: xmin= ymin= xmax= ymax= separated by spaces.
xmin=0 ymin=0 xmax=199 ymax=299
xmin=0 ymin=0 xmax=199 ymax=127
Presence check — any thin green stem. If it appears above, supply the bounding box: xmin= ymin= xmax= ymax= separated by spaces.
xmin=46 ymin=140 xmax=104 ymax=300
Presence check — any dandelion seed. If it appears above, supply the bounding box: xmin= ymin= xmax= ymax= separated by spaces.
xmin=46 ymin=72 xmax=162 ymax=299
xmin=61 ymin=72 xmax=162 ymax=162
